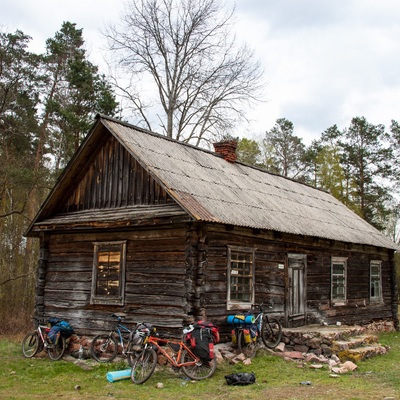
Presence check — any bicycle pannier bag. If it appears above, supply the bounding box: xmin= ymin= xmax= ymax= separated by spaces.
xmin=243 ymin=328 xmax=251 ymax=344
xmin=249 ymin=324 xmax=258 ymax=342
xmin=231 ymin=329 xmax=237 ymax=347
xmin=186 ymin=321 xmax=219 ymax=362
xmin=47 ymin=318 xmax=74 ymax=343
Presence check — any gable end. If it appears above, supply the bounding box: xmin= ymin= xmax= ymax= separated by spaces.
xmin=62 ymin=134 xmax=173 ymax=213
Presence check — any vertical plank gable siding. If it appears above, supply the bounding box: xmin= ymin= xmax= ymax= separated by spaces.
xmin=43 ymin=227 xmax=190 ymax=336
xmin=63 ymin=135 xmax=172 ymax=213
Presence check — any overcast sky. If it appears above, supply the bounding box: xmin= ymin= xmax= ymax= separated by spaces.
xmin=3 ymin=0 xmax=400 ymax=144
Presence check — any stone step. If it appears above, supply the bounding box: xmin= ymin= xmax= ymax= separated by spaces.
xmin=280 ymin=323 xmax=392 ymax=363
xmin=331 ymin=334 xmax=379 ymax=352
xmin=336 ymin=344 xmax=388 ymax=363
xmin=282 ymin=325 xmax=367 ymax=343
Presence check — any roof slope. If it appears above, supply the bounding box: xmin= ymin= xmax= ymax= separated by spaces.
xmin=101 ymin=116 xmax=397 ymax=250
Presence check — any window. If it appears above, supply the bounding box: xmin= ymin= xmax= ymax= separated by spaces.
xmin=227 ymin=246 xmax=255 ymax=309
xmin=370 ymin=260 xmax=382 ymax=301
xmin=331 ymin=257 xmax=347 ymax=303
xmin=91 ymin=241 xmax=126 ymax=305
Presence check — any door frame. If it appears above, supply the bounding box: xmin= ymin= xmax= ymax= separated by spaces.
xmin=285 ymin=253 xmax=307 ymax=327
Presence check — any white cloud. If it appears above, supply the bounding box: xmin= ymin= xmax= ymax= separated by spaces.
xmin=226 ymin=0 xmax=400 ymax=142
xmin=2 ymin=0 xmax=400 ymax=144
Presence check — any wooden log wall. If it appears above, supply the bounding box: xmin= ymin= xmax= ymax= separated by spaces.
xmin=203 ymin=224 xmax=286 ymax=329
xmin=305 ymin=244 xmax=395 ymax=326
xmin=35 ymin=233 xmax=50 ymax=317
xmin=36 ymin=219 xmax=397 ymax=339
xmin=202 ymin=224 xmax=397 ymax=331
xmin=39 ymin=225 xmax=190 ymax=337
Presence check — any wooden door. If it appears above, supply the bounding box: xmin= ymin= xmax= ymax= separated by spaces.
xmin=286 ymin=254 xmax=307 ymax=327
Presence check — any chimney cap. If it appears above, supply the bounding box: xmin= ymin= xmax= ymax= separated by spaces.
xmin=213 ymin=139 xmax=238 ymax=163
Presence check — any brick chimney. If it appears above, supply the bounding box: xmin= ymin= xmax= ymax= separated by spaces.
xmin=213 ymin=140 xmax=237 ymax=163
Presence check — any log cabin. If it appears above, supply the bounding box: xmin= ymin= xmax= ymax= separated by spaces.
xmin=26 ymin=114 xmax=399 ymax=337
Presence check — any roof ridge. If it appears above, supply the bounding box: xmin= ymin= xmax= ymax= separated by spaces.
xmin=97 ymin=113 xmax=217 ymax=155
xmin=97 ymin=113 xmax=330 ymax=195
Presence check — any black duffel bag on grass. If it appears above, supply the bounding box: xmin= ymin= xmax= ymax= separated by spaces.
xmin=225 ymin=372 xmax=256 ymax=386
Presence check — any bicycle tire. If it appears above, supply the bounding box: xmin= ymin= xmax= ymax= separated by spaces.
xmin=22 ymin=332 xmax=40 ymax=358
xmin=261 ymin=317 xmax=282 ymax=348
xmin=126 ymin=342 xmax=140 ymax=367
xmin=90 ymin=334 xmax=118 ymax=362
xmin=131 ymin=347 xmax=157 ymax=384
xmin=181 ymin=350 xmax=217 ymax=380
xmin=237 ymin=329 xmax=257 ymax=358
xmin=47 ymin=335 xmax=66 ymax=361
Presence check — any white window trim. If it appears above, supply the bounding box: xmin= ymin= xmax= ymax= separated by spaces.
xmin=370 ymin=260 xmax=383 ymax=302
xmin=227 ymin=245 xmax=256 ymax=311
xmin=91 ymin=241 xmax=127 ymax=305
xmin=331 ymin=257 xmax=347 ymax=306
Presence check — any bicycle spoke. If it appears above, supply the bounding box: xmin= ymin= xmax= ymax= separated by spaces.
xmin=22 ymin=332 xmax=40 ymax=358
xmin=126 ymin=343 xmax=141 ymax=367
xmin=90 ymin=334 xmax=118 ymax=362
xmin=261 ymin=317 xmax=282 ymax=349
xmin=47 ymin=335 xmax=66 ymax=361
xmin=131 ymin=348 xmax=157 ymax=384
xmin=181 ymin=350 xmax=217 ymax=380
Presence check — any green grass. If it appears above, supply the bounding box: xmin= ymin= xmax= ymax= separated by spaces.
xmin=1 ymin=332 xmax=400 ymax=399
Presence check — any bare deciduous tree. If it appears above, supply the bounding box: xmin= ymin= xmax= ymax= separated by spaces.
xmin=104 ymin=0 xmax=264 ymax=145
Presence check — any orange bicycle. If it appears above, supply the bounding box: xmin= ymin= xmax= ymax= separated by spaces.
xmin=130 ymin=327 xmax=217 ymax=384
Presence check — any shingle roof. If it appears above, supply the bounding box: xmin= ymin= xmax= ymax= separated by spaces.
xmin=102 ymin=116 xmax=398 ymax=250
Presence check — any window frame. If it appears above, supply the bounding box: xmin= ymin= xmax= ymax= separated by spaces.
xmin=370 ymin=260 xmax=382 ymax=302
xmin=91 ymin=240 xmax=127 ymax=305
xmin=226 ymin=245 xmax=256 ymax=310
xmin=331 ymin=257 xmax=347 ymax=305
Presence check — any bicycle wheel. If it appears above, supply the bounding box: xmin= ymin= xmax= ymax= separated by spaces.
xmin=237 ymin=329 xmax=257 ymax=358
xmin=261 ymin=317 xmax=282 ymax=348
xmin=181 ymin=350 xmax=217 ymax=380
xmin=126 ymin=341 xmax=140 ymax=367
xmin=90 ymin=334 xmax=118 ymax=362
xmin=131 ymin=348 xmax=157 ymax=384
xmin=22 ymin=332 xmax=40 ymax=358
xmin=47 ymin=335 xmax=66 ymax=361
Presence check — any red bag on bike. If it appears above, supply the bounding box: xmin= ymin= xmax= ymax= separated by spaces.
xmin=196 ymin=320 xmax=220 ymax=344
xmin=186 ymin=321 xmax=219 ymax=362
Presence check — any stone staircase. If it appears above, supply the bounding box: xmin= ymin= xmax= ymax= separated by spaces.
xmin=280 ymin=323 xmax=391 ymax=363
xmin=330 ymin=333 xmax=388 ymax=362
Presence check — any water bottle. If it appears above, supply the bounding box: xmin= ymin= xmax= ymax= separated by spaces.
xmin=78 ymin=345 xmax=84 ymax=360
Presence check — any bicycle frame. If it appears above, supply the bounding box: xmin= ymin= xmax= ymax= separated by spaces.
xmin=253 ymin=312 xmax=264 ymax=335
xmin=131 ymin=326 xmax=218 ymax=384
xmin=37 ymin=324 xmax=50 ymax=347
xmin=114 ymin=322 xmax=132 ymax=353
xmin=144 ymin=336 xmax=200 ymax=367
